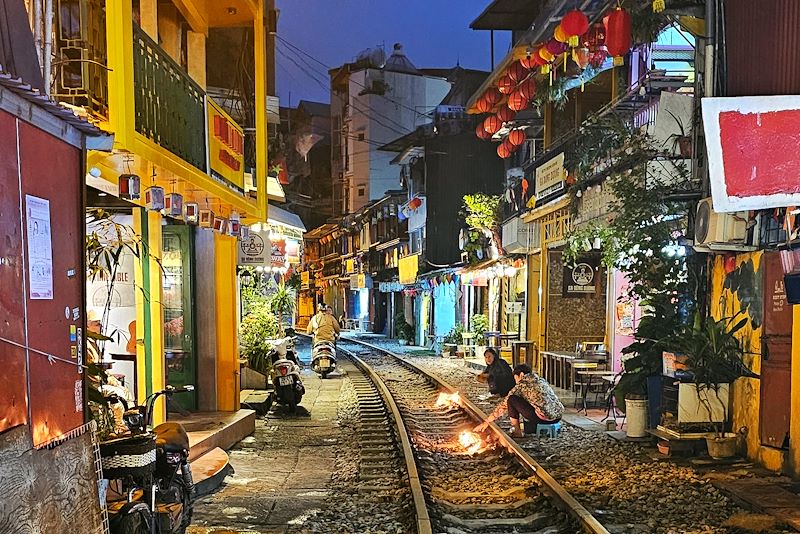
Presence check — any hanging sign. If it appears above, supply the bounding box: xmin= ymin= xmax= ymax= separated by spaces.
xmin=563 ymin=255 xmax=600 ymax=297
xmin=535 ymin=152 xmax=566 ymax=199
xmin=208 ymin=98 xmax=245 ymax=189
xmin=238 ymin=232 xmax=268 ymax=266
xmin=399 ymin=254 xmax=420 ymax=285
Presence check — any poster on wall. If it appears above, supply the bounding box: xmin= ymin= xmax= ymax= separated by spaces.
xmin=238 ymin=232 xmax=268 ymax=266
xmin=270 ymin=238 xmax=287 ymax=268
xmin=25 ymin=195 xmax=54 ymax=299
xmin=562 ymin=256 xmax=599 ymax=298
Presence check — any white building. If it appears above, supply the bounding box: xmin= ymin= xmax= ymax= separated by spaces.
xmin=331 ymin=44 xmax=452 ymax=214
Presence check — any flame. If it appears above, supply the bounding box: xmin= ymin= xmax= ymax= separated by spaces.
xmin=458 ymin=430 xmax=483 ymax=455
xmin=435 ymin=391 xmax=461 ymax=408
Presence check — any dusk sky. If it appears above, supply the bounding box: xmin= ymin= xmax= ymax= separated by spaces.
xmin=274 ymin=0 xmax=511 ymax=105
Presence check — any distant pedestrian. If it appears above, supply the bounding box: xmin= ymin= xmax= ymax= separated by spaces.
xmin=476 ymin=347 xmax=515 ymax=396
xmin=474 ymin=364 xmax=563 ymax=438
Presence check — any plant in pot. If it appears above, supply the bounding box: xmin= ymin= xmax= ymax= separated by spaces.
xmin=614 ymin=297 xmax=682 ymax=437
xmin=666 ymin=314 xmax=754 ymax=459
xmin=395 ymin=311 xmax=414 ymax=345
xmin=470 ymin=314 xmax=489 ymax=358
xmin=665 ymin=110 xmax=693 ymax=158
xmin=269 ymin=282 xmax=296 ymax=335
xmin=240 ymin=301 xmax=280 ymax=375
xmin=442 ymin=323 xmax=465 ymax=357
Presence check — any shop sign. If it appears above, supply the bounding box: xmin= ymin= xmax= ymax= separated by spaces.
xmin=703 ymin=95 xmax=800 ymax=212
xmin=562 ymin=255 xmax=599 ymax=297
xmin=379 ymin=281 xmax=403 ymax=293
xmin=285 ymin=238 xmax=301 ymax=264
xmin=238 ymin=233 xmax=268 ymax=266
xmin=535 ymin=152 xmax=566 ymax=199
xmin=505 ymin=301 xmax=524 ymax=314
xmin=345 ymin=258 xmax=356 ymax=274
xmin=301 ymin=270 xmax=312 ymax=289
xmin=270 ymin=238 xmax=287 ymax=268
xmin=208 ymin=98 xmax=245 ymax=189
xmin=349 ymin=273 xmax=371 ymax=289
xmin=399 ymin=254 xmax=420 ymax=285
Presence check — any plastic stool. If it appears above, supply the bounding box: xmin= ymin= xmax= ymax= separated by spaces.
xmin=535 ymin=422 xmax=561 ymax=438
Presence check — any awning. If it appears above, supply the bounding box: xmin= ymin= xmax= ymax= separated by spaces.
xmin=268 ymin=203 xmax=306 ymax=232
xmin=470 ymin=0 xmax=546 ymax=31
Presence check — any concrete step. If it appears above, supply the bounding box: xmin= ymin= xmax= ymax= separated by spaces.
xmin=190 ymin=447 xmax=234 ymax=497
xmin=170 ymin=409 xmax=256 ymax=461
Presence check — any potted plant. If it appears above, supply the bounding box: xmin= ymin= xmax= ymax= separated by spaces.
xmin=395 ymin=311 xmax=414 ymax=345
xmin=470 ymin=314 xmax=489 ymax=358
xmin=240 ymin=301 xmax=280 ymax=375
xmin=442 ymin=324 xmax=465 ymax=357
xmin=666 ymin=110 xmax=693 ymax=158
xmin=667 ymin=314 xmax=753 ymax=458
xmin=614 ymin=298 xmax=681 ymax=437
xmin=269 ymin=282 xmax=296 ymax=335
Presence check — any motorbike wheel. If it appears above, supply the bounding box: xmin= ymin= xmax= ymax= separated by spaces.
xmin=285 ymin=386 xmax=297 ymax=414
xmin=321 ymin=371 xmax=328 ymax=379
xmin=174 ymin=474 xmax=194 ymax=534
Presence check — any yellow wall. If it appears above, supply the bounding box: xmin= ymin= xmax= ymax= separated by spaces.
xmin=215 ymin=234 xmax=240 ymax=411
xmin=709 ymin=252 xmax=785 ymax=472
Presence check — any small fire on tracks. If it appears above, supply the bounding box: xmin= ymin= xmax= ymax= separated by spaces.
xmin=458 ymin=431 xmax=483 ymax=455
xmin=435 ymin=391 xmax=461 ymax=408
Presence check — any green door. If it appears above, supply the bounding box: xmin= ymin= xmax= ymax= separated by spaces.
xmin=162 ymin=225 xmax=196 ymax=410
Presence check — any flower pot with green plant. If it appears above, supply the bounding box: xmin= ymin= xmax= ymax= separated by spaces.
xmin=240 ymin=301 xmax=280 ymax=375
xmin=395 ymin=311 xmax=414 ymax=345
xmin=470 ymin=314 xmax=489 ymax=358
xmin=666 ymin=314 xmax=754 ymax=458
xmin=269 ymin=282 xmax=296 ymax=335
xmin=442 ymin=323 xmax=465 ymax=357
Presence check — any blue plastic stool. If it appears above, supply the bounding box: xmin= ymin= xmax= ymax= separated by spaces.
xmin=535 ymin=422 xmax=561 ymax=438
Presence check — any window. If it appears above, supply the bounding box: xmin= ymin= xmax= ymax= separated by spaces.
xmin=357 ymin=133 xmax=365 ymax=141
xmin=358 ymin=187 xmax=365 ymax=197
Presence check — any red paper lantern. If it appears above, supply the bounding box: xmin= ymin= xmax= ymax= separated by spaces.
xmin=475 ymin=122 xmax=492 ymax=140
xmin=497 ymin=140 xmax=513 ymax=159
xmin=483 ymin=114 xmax=502 ymax=134
xmin=519 ymin=54 xmax=537 ymax=69
xmin=507 ymin=60 xmax=529 ymax=83
xmin=605 ymin=7 xmax=632 ymax=61
xmin=496 ymin=106 xmax=515 ymax=123
xmin=545 ymin=39 xmax=567 ymax=56
xmin=484 ymin=87 xmax=502 ymax=105
xmin=507 ymin=89 xmax=529 ymax=112
xmin=498 ymin=74 xmax=516 ymax=95
xmin=517 ymin=78 xmax=536 ymax=101
xmin=475 ymin=95 xmax=491 ymax=113
xmin=562 ymin=9 xmax=590 ymax=37
xmin=532 ymin=50 xmax=549 ymax=67
xmin=507 ymin=129 xmax=526 ymax=147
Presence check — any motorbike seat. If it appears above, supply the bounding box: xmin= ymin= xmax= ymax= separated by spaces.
xmin=153 ymin=422 xmax=190 ymax=453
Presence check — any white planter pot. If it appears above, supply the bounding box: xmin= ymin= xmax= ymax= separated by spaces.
xmin=474 ymin=345 xmax=486 ymax=359
xmin=625 ymin=397 xmax=648 ymax=438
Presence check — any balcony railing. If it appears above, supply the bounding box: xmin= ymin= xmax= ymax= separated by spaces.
xmin=133 ymin=25 xmax=206 ymax=171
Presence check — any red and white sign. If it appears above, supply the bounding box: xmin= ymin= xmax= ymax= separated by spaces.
xmin=703 ymin=95 xmax=800 ymax=212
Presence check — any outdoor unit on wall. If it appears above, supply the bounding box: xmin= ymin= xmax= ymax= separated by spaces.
xmin=694 ymin=197 xmax=749 ymax=251
xmin=502 ymin=217 xmax=537 ymax=253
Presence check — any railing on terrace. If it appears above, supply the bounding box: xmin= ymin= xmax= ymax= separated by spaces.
xmin=133 ymin=25 xmax=206 ymax=171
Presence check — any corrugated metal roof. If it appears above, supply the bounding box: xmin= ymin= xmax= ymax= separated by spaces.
xmin=268 ymin=203 xmax=306 ymax=231
xmin=0 ymin=72 xmax=104 ymax=135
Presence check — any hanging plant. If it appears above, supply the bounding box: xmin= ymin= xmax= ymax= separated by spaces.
xmin=462 ymin=193 xmax=504 ymax=257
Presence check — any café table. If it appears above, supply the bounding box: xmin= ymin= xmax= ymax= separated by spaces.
xmin=575 ymin=370 xmax=616 ymax=414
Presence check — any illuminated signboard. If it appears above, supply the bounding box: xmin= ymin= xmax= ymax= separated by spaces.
xmin=208 ymin=98 xmax=245 ymax=190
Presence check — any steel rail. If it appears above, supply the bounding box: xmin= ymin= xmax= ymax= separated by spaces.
xmin=338 ymin=346 xmax=433 ymax=534
xmin=340 ymin=336 xmax=611 ymax=534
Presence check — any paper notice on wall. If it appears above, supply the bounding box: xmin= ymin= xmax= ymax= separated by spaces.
xmin=25 ymin=195 xmax=53 ymax=299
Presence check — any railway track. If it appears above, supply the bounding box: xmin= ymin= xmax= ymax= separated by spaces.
xmin=336 ymin=338 xmax=610 ymax=534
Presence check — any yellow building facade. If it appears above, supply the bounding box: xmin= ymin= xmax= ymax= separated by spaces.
xmin=67 ymin=0 xmax=273 ymax=421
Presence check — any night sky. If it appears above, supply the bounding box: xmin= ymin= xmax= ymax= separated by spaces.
xmin=275 ymin=0 xmax=511 ymax=105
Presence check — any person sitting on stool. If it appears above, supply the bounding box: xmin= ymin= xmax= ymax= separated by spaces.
xmin=474 ymin=364 xmax=564 ymax=438
xmin=476 ymin=347 xmax=515 ymax=397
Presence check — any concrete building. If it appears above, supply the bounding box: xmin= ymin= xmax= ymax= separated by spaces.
xmin=330 ymin=44 xmax=452 ymax=215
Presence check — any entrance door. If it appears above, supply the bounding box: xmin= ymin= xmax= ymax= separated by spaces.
xmin=162 ymin=225 xmax=197 ymax=410
xmin=760 ymin=252 xmax=791 ymax=449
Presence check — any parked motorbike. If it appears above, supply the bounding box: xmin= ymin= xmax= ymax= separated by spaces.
xmin=101 ymin=385 xmax=195 ymax=534
xmin=311 ymin=340 xmax=337 ymax=378
xmin=269 ymin=337 xmax=304 ymax=412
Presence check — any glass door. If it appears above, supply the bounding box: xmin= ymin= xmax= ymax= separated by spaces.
xmin=162 ymin=225 xmax=196 ymax=410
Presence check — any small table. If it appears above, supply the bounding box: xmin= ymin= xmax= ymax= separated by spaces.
xmin=511 ymin=340 xmax=536 ymax=368
xmin=576 ymin=370 xmax=616 ymax=414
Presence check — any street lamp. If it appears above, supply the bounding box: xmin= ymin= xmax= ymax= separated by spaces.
xmin=240 ymin=270 xmax=253 ymax=286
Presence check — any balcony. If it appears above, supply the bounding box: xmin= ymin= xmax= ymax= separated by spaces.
xmin=133 ymin=25 xmax=206 ymax=172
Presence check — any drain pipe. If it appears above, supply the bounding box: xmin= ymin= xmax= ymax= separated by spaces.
xmin=704 ymin=0 xmax=716 ymax=98
xmin=43 ymin=0 xmax=53 ymax=94
xmin=33 ymin=0 xmax=43 ymax=70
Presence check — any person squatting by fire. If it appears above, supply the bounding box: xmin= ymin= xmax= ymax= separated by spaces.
xmin=474 ymin=364 xmax=564 ymax=438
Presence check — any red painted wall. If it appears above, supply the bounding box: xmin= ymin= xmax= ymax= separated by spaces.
xmin=0 ymin=109 xmax=84 ymax=445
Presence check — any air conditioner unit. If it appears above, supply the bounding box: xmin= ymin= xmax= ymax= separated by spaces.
xmin=694 ymin=197 xmax=748 ymax=249
xmin=502 ymin=217 xmax=535 ymax=253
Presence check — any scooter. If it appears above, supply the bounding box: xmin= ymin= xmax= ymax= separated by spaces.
xmin=101 ymin=385 xmax=195 ymax=534
xmin=311 ymin=339 xmax=337 ymax=379
xmin=269 ymin=337 xmax=304 ymax=413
